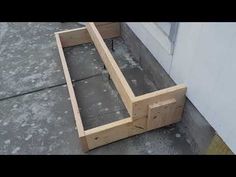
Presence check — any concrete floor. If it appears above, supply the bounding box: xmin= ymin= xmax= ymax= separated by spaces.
xmin=0 ymin=22 xmax=196 ymax=154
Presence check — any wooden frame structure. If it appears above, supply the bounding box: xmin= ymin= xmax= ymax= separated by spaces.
xmin=55 ymin=22 xmax=187 ymax=152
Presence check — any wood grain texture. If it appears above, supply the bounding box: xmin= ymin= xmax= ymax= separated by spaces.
xmin=207 ymin=134 xmax=234 ymax=155
xmin=132 ymin=84 xmax=187 ymax=120
xmin=86 ymin=22 xmax=135 ymax=115
xmin=147 ymin=98 xmax=177 ymax=130
xmin=84 ymin=117 xmax=146 ymax=150
xmin=57 ymin=23 xmax=121 ymax=48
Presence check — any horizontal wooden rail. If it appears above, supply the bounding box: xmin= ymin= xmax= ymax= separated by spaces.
xmin=56 ymin=23 xmax=121 ymax=48
xmin=84 ymin=117 xmax=146 ymax=150
xmin=86 ymin=22 xmax=135 ymax=115
xmin=132 ymin=84 xmax=187 ymax=119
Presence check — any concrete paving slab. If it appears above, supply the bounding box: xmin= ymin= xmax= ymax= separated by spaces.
xmin=63 ymin=37 xmax=142 ymax=82
xmin=0 ymin=22 xmax=83 ymax=100
xmin=73 ymin=74 xmax=129 ymax=130
xmin=122 ymin=67 xmax=158 ymax=96
xmin=0 ymin=85 xmax=84 ymax=154
xmin=82 ymin=109 xmax=129 ymax=131
xmin=64 ymin=43 xmax=105 ymax=81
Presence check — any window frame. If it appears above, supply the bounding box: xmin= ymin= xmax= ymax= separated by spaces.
xmin=142 ymin=22 xmax=179 ymax=55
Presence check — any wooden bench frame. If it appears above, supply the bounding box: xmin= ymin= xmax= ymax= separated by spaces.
xmin=55 ymin=22 xmax=187 ymax=152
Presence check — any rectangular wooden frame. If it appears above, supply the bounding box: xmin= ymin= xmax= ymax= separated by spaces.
xmin=55 ymin=22 xmax=187 ymax=152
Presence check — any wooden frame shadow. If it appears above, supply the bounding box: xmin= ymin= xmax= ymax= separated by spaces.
xmin=55 ymin=22 xmax=187 ymax=152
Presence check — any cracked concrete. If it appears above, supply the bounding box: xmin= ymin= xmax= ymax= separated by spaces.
xmin=0 ymin=22 xmax=82 ymax=99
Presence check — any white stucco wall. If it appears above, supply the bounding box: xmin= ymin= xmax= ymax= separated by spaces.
xmin=127 ymin=22 xmax=236 ymax=153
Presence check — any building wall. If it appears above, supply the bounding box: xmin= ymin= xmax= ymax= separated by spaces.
xmin=127 ymin=22 xmax=236 ymax=153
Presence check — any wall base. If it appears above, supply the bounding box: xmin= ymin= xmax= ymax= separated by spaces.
xmin=121 ymin=23 xmax=216 ymax=153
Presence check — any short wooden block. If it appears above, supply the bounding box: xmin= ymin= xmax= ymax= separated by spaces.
xmin=147 ymin=98 xmax=177 ymax=130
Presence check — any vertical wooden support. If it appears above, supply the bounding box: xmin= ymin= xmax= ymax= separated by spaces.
xmin=147 ymin=98 xmax=177 ymax=130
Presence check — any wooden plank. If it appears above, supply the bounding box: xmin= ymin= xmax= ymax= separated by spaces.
xmin=132 ymin=84 xmax=187 ymax=120
xmin=86 ymin=22 xmax=135 ymax=115
xmin=56 ymin=27 xmax=89 ymax=47
xmin=55 ymin=33 xmax=88 ymax=151
xmin=56 ymin=23 xmax=121 ymax=48
xmin=84 ymin=117 xmax=146 ymax=150
xmin=85 ymin=118 xmax=132 ymax=150
xmin=147 ymin=98 xmax=177 ymax=130
xmin=207 ymin=134 xmax=234 ymax=155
